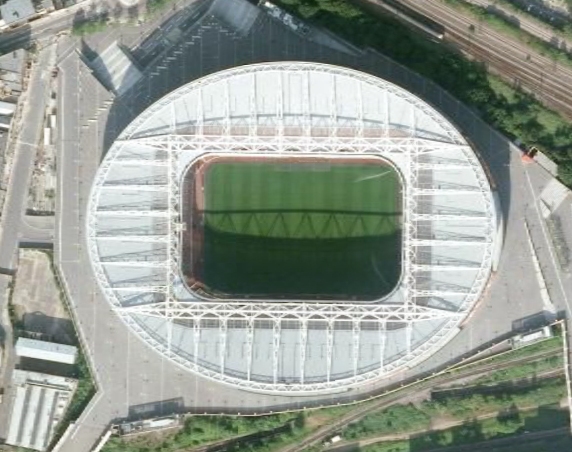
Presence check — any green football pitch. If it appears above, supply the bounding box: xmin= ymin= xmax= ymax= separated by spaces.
xmin=201 ymin=160 xmax=402 ymax=300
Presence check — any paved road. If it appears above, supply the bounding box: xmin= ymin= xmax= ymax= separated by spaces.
xmin=20 ymin=215 xmax=54 ymax=245
xmin=0 ymin=46 xmax=54 ymax=271
xmin=0 ymin=0 xmax=193 ymax=55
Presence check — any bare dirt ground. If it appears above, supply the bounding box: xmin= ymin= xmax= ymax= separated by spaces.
xmin=10 ymin=249 xmax=74 ymax=344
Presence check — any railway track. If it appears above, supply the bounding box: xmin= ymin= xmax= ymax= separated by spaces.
xmin=398 ymin=0 xmax=572 ymax=119
xmin=280 ymin=348 xmax=563 ymax=452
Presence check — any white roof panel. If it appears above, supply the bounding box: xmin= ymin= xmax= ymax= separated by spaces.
xmin=15 ymin=338 xmax=77 ymax=364
xmin=87 ymin=62 xmax=496 ymax=393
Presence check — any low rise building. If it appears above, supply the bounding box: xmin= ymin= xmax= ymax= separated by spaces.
xmin=0 ymin=0 xmax=37 ymax=28
xmin=0 ymin=100 xmax=16 ymax=116
xmin=5 ymin=370 xmax=77 ymax=451
xmin=15 ymin=337 xmax=78 ymax=365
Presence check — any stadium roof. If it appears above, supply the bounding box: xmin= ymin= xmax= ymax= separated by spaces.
xmin=87 ymin=62 xmax=497 ymax=393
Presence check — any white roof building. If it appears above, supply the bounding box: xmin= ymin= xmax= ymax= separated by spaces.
xmin=6 ymin=370 xmax=77 ymax=451
xmin=0 ymin=0 xmax=36 ymax=26
xmin=0 ymin=100 xmax=16 ymax=116
xmin=15 ymin=338 xmax=78 ymax=365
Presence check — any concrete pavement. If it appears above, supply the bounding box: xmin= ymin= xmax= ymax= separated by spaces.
xmin=0 ymin=46 xmax=54 ymax=272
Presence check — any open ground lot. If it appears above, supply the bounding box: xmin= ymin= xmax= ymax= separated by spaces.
xmin=184 ymin=156 xmax=402 ymax=299
xmin=11 ymin=249 xmax=73 ymax=344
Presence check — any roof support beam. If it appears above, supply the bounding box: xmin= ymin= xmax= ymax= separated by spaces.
xmin=101 ymin=185 xmax=169 ymax=192
xmin=356 ymin=81 xmax=364 ymax=138
xmin=249 ymin=74 xmax=257 ymax=137
xmin=273 ymin=320 xmax=281 ymax=385
xmin=194 ymin=319 xmax=201 ymax=367
xmin=405 ymin=321 xmax=413 ymax=356
xmin=299 ymin=319 xmax=308 ymax=385
xmin=95 ymin=210 xmax=170 ymax=217
xmin=102 ymin=261 xmax=169 ymax=268
xmin=353 ymin=319 xmax=361 ymax=377
xmin=329 ymin=74 xmax=337 ymax=138
xmin=196 ymin=86 xmax=204 ymax=136
xmin=303 ymin=70 xmax=311 ymax=137
xmin=117 ymin=302 xmax=462 ymax=322
xmin=96 ymin=235 xmax=169 ymax=242
xmin=112 ymin=160 xmax=168 ymax=166
xmin=326 ymin=320 xmax=334 ymax=383
xmin=246 ymin=318 xmax=254 ymax=382
xmin=379 ymin=320 xmax=387 ymax=373
xmin=220 ymin=318 xmax=227 ymax=375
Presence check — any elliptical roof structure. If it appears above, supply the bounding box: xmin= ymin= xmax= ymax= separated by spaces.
xmin=87 ymin=62 xmax=497 ymax=394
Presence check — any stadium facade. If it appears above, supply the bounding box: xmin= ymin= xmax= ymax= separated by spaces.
xmin=87 ymin=62 xmax=497 ymax=394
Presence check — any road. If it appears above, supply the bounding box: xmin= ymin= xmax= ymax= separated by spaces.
xmin=0 ymin=0 xmax=195 ymax=55
xmin=0 ymin=46 xmax=54 ymax=271
xmin=0 ymin=5 xmax=96 ymax=54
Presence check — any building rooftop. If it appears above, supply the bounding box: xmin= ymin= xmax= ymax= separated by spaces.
xmin=15 ymin=337 xmax=78 ymax=365
xmin=6 ymin=370 xmax=77 ymax=451
xmin=0 ymin=0 xmax=36 ymax=25
xmin=90 ymin=41 xmax=143 ymax=96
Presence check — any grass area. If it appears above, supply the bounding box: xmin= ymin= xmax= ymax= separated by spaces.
xmin=342 ymin=377 xmax=567 ymax=441
xmin=100 ymin=355 xmax=567 ymax=452
xmin=450 ymin=335 xmax=563 ymax=374
xmin=360 ymin=405 xmax=569 ymax=452
xmin=342 ymin=378 xmax=566 ymax=440
xmin=473 ymin=354 xmax=563 ymax=384
xmin=103 ymin=406 xmax=356 ymax=452
xmin=200 ymin=160 xmax=401 ymax=299
xmin=273 ymin=0 xmax=572 ymax=186
xmin=146 ymin=0 xmax=178 ymax=15
xmin=71 ymin=19 xmax=110 ymax=36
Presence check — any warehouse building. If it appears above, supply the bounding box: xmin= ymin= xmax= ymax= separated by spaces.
xmin=5 ymin=370 xmax=77 ymax=451
xmin=15 ymin=337 xmax=78 ymax=365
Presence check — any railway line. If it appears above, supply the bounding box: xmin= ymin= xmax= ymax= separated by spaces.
xmin=174 ymin=346 xmax=562 ymax=452
xmin=397 ymin=0 xmax=572 ymax=119
xmin=279 ymin=347 xmax=563 ymax=452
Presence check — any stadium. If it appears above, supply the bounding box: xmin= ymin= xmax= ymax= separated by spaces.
xmin=87 ymin=62 xmax=497 ymax=394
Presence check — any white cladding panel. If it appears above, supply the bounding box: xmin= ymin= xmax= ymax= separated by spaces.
xmin=87 ymin=63 xmax=496 ymax=393
xmin=15 ymin=338 xmax=77 ymax=365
